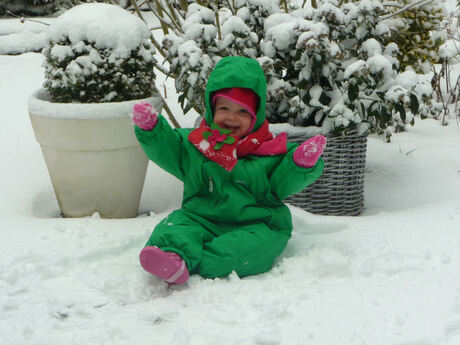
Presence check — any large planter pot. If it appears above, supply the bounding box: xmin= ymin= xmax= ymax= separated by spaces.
xmin=28 ymin=89 xmax=163 ymax=218
xmin=284 ymin=129 xmax=368 ymax=216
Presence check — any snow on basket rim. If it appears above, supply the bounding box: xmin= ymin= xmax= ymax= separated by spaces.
xmin=48 ymin=3 xmax=151 ymax=58
xmin=28 ymin=88 xmax=162 ymax=119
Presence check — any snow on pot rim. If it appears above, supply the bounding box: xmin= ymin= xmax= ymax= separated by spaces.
xmin=28 ymin=88 xmax=163 ymax=151
xmin=28 ymin=88 xmax=161 ymax=120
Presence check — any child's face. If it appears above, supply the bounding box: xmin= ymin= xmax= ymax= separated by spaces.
xmin=213 ymin=97 xmax=253 ymax=137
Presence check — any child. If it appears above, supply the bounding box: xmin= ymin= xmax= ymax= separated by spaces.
xmin=132 ymin=56 xmax=326 ymax=284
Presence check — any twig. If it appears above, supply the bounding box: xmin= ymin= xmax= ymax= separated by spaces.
xmin=451 ymin=75 xmax=460 ymax=126
xmin=150 ymin=34 xmax=166 ymax=58
xmin=144 ymin=1 xmax=181 ymax=35
xmin=280 ymin=0 xmax=289 ymax=12
xmin=165 ymin=1 xmax=183 ymax=29
xmin=215 ymin=5 xmax=222 ymax=41
xmin=6 ymin=10 xmax=50 ymax=26
xmin=153 ymin=60 xmax=171 ymax=76
xmin=129 ymin=0 xmax=145 ymax=21
xmin=224 ymin=0 xmax=236 ymax=15
xmin=179 ymin=0 xmax=188 ymax=14
xmin=128 ymin=0 xmax=180 ymax=128
xmin=151 ymin=0 xmax=170 ymax=35
xmin=382 ymin=2 xmax=403 ymax=8
xmin=160 ymin=97 xmax=181 ymax=128
xmin=406 ymin=147 xmax=424 ymax=156
xmin=152 ymin=0 xmax=183 ymax=34
xmin=380 ymin=0 xmax=435 ymax=20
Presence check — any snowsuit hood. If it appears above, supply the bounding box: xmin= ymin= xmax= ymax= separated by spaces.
xmin=204 ymin=56 xmax=267 ymax=133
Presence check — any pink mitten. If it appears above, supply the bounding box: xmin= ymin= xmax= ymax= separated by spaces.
xmin=293 ymin=135 xmax=327 ymax=168
xmin=131 ymin=102 xmax=158 ymax=131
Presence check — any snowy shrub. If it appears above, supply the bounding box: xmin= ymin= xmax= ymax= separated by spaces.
xmin=56 ymin=0 xmax=130 ymax=14
xmin=148 ymin=0 xmax=437 ymax=139
xmin=0 ymin=0 xmax=129 ymax=17
xmin=0 ymin=0 xmax=57 ymax=17
xmin=384 ymin=0 xmax=447 ymax=73
xmin=42 ymin=3 xmax=157 ymax=103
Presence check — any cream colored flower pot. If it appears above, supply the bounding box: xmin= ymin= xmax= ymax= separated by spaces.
xmin=28 ymin=89 xmax=162 ymax=218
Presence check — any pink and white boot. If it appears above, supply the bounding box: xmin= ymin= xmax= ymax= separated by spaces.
xmin=139 ymin=246 xmax=189 ymax=284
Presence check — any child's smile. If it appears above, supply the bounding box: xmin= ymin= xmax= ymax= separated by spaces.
xmin=213 ymin=97 xmax=253 ymax=137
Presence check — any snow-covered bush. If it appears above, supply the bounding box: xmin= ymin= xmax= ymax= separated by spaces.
xmin=431 ymin=4 xmax=460 ymax=125
xmin=42 ymin=3 xmax=156 ymax=103
xmin=0 ymin=0 xmax=130 ymax=17
xmin=56 ymin=0 xmax=130 ymax=15
xmin=0 ymin=0 xmax=57 ymax=17
xmin=150 ymin=0 xmax=437 ymax=139
xmin=384 ymin=0 xmax=447 ymax=73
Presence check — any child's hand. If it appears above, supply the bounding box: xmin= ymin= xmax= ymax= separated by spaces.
xmin=293 ymin=135 xmax=327 ymax=168
xmin=131 ymin=102 xmax=158 ymax=131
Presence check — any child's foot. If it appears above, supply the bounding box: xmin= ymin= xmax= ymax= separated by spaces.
xmin=139 ymin=246 xmax=189 ymax=284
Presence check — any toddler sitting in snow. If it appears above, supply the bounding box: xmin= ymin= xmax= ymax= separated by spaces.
xmin=132 ymin=56 xmax=326 ymax=284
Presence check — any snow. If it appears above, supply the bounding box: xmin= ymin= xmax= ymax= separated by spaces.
xmin=361 ymin=38 xmax=382 ymax=57
xmin=49 ymin=3 xmax=151 ymax=59
xmin=222 ymin=16 xmax=251 ymax=37
xmin=177 ymin=40 xmax=202 ymax=67
xmin=344 ymin=59 xmax=367 ymax=79
xmin=1 ymin=3 xmax=460 ymax=345
xmin=368 ymin=54 xmax=394 ymax=79
xmin=28 ymin=88 xmax=162 ymax=119
xmin=0 ymin=18 xmax=52 ymax=55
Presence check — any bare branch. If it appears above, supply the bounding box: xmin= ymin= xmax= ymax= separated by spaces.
xmin=381 ymin=0 xmax=436 ymax=20
xmin=215 ymin=5 xmax=222 ymax=41
xmin=6 ymin=10 xmax=50 ymax=26
xmin=160 ymin=98 xmax=181 ymax=128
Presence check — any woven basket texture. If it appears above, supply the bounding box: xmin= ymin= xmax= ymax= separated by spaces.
xmin=285 ymin=129 xmax=368 ymax=216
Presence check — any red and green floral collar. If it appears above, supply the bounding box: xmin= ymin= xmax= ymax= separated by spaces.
xmin=188 ymin=120 xmax=287 ymax=172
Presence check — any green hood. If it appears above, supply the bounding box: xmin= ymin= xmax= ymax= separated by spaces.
xmin=204 ymin=56 xmax=267 ymax=133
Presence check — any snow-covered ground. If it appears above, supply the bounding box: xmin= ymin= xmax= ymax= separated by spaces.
xmin=1 ymin=3 xmax=460 ymax=345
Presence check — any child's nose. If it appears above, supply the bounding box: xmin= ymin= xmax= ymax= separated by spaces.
xmin=227 ymin=112 xmax=239 ymax=121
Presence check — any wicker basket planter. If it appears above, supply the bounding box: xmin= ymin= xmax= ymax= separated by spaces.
xmin=285 ymin=129 xmax=368 ymax=216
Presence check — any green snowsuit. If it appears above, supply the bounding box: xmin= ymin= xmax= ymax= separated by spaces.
xmin=135 ymin=57 xmax=324 ymax=279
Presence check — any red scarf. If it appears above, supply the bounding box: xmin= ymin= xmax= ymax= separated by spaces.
xmin=188 ymin=119 xmax=287 ymax=172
